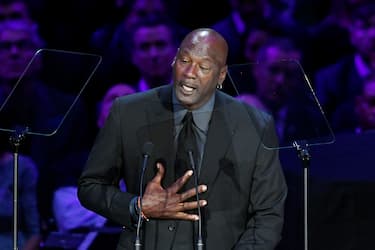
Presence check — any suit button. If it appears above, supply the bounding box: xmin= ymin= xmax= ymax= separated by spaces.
xmin=168 ymin=225 xmax=175 ymax=231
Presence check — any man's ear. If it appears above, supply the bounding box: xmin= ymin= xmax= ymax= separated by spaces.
xmin=219 ymin=65 xmax=228 ymax=84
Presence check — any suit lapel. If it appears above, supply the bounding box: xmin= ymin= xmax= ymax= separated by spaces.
xmin=199 ymin=92 xmax=238 ymax=199
xmin=143 ymin=86 xmax=176 ymax=187
xmin=142 ymin=86 xmax=180 ymax=250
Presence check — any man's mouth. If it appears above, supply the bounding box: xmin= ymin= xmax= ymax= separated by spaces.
xmin=180 ymin=82 xmax=196 ymax=94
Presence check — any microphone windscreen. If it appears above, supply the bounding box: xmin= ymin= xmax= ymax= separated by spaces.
xmin=142 ymin=141 xmax=154 ymax=156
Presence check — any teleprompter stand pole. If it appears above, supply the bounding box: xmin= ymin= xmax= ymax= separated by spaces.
xmin=293 ymin=141 xmax=311 ymax=250
xmin=9 ymin=126 xmax=28 ymax=250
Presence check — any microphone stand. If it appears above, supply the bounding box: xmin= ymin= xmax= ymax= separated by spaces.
xmin=188 ymin=151 xmax=203 ymax=250
xmin=9 ymin=126 xmax=28 ymax=250
xmin=292 ymin=141 xmax=311 ymax=250
xmin=135 ymin=142 xmax=153 ymax=250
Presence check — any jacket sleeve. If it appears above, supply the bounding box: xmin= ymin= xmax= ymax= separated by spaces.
xmin=77 ymin=99 xmax=137 ymax=229
xmin=236 ymin=114 xmax=288 ymax=250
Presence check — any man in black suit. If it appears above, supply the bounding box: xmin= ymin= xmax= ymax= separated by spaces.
xmin=78 ymin=28 xmax=287 ymax=250
xmin=314 ymin=2 xmax=375 ymax=124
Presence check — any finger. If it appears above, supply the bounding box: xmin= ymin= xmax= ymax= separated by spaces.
xmin=169 ymin=170 xmax=193 ymax=193
xmin=173 ymin=212 xmax=200 ymax=221
xmin=178 ymin=200 xmax=207 ymax=211
xmin=152 ymin=162 xmax=165 ymax=184
xmin=181 ymin=184 xmax=207 ymax=201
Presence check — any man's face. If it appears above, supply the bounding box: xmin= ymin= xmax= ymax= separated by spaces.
xmin=0 ymin=2 xmax=30 ymax=22
xmin=97 ymin=84 xmax=135 ymax=128
xmin=244 ymin=29 xmax=269 ymax=62
xmin=125 ymin=0 xmax=166 ymax=30
xmin=0 ymin=28 xmax=37 ymax=80
xmin=253 ymin=46 xmax=301 ymax=111
xmin=172 ymin=39 xmax=227 ymax=110
xmin=132 ymin=25 xmax=176 ymax=82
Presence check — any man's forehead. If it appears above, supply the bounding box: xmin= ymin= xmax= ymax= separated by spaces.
xmin=135 ymin=25 xmax=171 ymax=39
xmin=178 ymin=46 xmax=216 ymax=63
xmin=0 ymin=29 xmax=30 ymax=40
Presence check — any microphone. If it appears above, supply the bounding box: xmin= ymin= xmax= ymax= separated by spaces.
xmin=186 ymin=147 xmax=204 ymax=250
xmin=135 ymin=141 xmax=154 ymax=250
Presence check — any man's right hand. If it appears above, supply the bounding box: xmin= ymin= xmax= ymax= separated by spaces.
xmin=141 ymin=162 xmax=207 ymax=221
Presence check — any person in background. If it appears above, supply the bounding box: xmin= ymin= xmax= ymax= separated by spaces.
xmin=78 ymin=27 xmax=287 ymax=250
xmin=314 ymin=2 xmax=375 ymax=124
xmin=0 ymin=0 xmax=44 ymax=27
xmin=0 ymin=19 xmax=91 ymax=232
xmin=236 ymin=92 xmax=267 ymax=111
xmin=354 ymin=74 xmax=375 ymax=132
xmin=97 ymin=83 xmax=136 ymax=128
xmin=251 ymin=37 xmax=329 ymax=144
xmin=129 ymin=16 xmax=182 ymax=92
xmin=51 ymin=83 xmax=135 ymax=250
xmin=331 ymin=73 xmax=375 ymax=133
xmin=211 ymin=0 xmax=269 ymax=64
xmin=90 ymin=0 xmax=171 ymax=89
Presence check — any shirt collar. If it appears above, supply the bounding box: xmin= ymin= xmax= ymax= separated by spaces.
xmin=172 ymin=88 xmax=215 ymax=132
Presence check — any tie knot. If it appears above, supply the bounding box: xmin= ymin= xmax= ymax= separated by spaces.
xmin=183 ymin=111 xmax=194 ymax=126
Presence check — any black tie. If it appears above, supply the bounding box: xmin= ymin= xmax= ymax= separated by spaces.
xmin=175 ymin=111 xmax=199 ymax=185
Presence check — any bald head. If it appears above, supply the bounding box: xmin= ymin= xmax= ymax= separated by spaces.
xmin=180 ymin=28 xmax=228 ymax=67
xmin=172 ymin=28 xmax=229 ymax=110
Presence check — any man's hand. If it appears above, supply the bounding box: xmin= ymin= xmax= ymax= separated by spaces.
xmin=141 ymin=162 xmax=207 ymax=221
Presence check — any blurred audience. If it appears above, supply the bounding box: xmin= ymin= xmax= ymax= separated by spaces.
xmin=90 ymin=0 xmax=171 ymax=88
xmin=97 ymin=83 xmax=136 ymax=128
xmin=0 ymin=19 xmax=91 ymax=230
xmin=129 ymin=16 xmax=181 ymax=91
xmin=314 ymin=2 xmax=375 ymax=124
xmin=251 ymin=37 xmax=328 ymax=143
xmin=243 ymin=26 xmax=272 ymax=63
xmin=51 ymin=83 xmax=135 ymax=249
xmin=236 ymin=92 xmax=267 ymax=111
xmin=0 ymin=0 xmax=34 ymax=23
xmin=211 ymin=0 xmax=270 ymax=64
xmin=332 ymin=73 xmax=375 ymax=133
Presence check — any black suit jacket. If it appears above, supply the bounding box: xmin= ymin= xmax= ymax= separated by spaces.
xmin=78 ymin=85 xmax=287 ymax=250
xmin=314 ymin=55 xmax=363 ymax=122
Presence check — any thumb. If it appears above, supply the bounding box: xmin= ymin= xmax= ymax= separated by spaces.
xmin=152 ymin=162 xmax=165 ymax=184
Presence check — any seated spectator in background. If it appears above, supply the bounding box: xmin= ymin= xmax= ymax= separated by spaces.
xmin=236 ymin=92 xmax=267 ymax=111
xmin=129 ymin=16 xmax=181 ymax=91
xmin=97 ymin=83 xmax=136 ymax=128
xmin=0 ymin=19 xmax=91 ymax=229
xmin=52 ymin=83 xmax=135 ymax=250
xmin=227 ymin=26 xmax=273 ymax=94
xmin=0 ymin=0 xmax=36 ymax=24
xmin=332 ymin=74 xmax=375 ymax=133
xmin=355 ymin=75 xmax=375 ymax=132
xmin=211 ymin=0 xmax=297 ymax=65
xmin=0 ymin=133 xmax=41 ymax=250
xmin=211 ymin=0 xmax=269 ymax=64
xmin=253 ymin=37 xmax=302 ymax=114
xmin=252 ymin=37 xmax=328 ymax=144
xmin=243 ymin=26 xmax=272 ymax=63
xmin=90 ymin=0 xmax=171 ymax=90
xmin=314 ymin=2 xmax=375 ymax=124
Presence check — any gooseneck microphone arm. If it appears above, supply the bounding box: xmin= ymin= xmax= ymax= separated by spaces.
xmin=135 ymin=142 xmax=154 ymax=250
xmin=187 ymin=150 xmax=204 ymax=250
